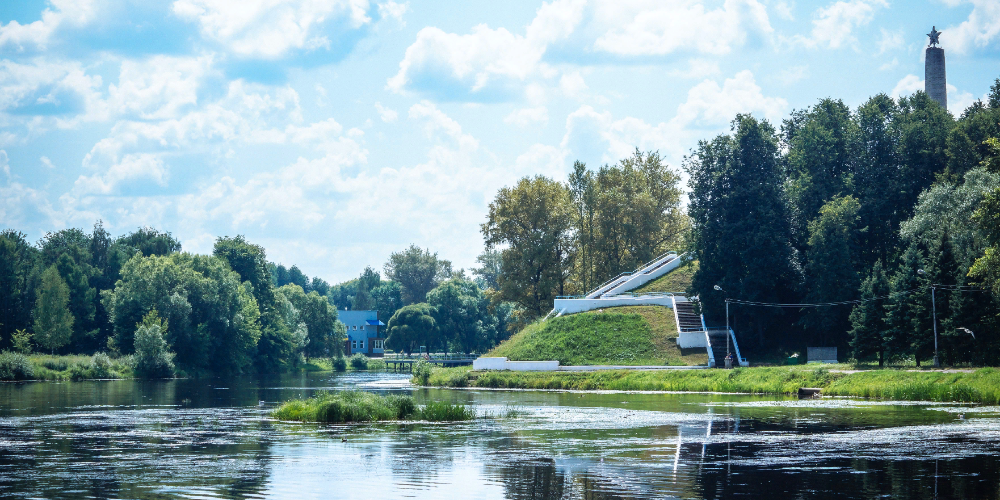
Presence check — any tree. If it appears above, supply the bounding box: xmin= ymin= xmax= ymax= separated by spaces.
xmin=970 ymin=138 xmax=1000 ymax=295
xmin=277 ymin=284 xmax=339 ymax=359
xmin=34 ymin=265 xmax=74 ymax=353
xmin=383 ymin=245 xmax=452 ymax=305
xmin=481 ymin=175 xmax=574 ymax=319
xmin=133 ymin=309 xmax=175 ymax=378
xmin=116 ymin=227 xmax=182 ymax=257
xmin=851 ymin=94 xmax=903 ymax=267
xmin=849 ymin=260 xmax=890 ymax=366
xmin=213 ymin=235 xmax=275 ymax=310
xmin=884 ymin=243 xmax=928 ymax=365
xmin=427 ymin=277 xmax=492 ymax=354
xmin=799 ymin=196 xmax=861 ymax=347
xmin=386 ymin=303 xmax=438 ymax=355
xmin=371 ymin=281 xmax=403 ymax=324
xmin=351 ymin=266 xmax=380 ymax=310
xmin=0 ymin=230 xmax=39 ymax=345
xmin=54 ymin=253 xmax=97 ymax=351
xmin=471 ymin=249 xmax=503 ymax=291
xmin=686 ymin=114 xmax=801 ymax=347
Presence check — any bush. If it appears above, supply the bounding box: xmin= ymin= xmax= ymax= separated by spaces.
xmin=89 ymin=352 xmax=114 ymax=379
xmin=349 ymin=353 xmax=369 ymax=370
xmin=40 ymin=357 xmax=69 ymax=371
xmin=412 ymin=359 xmax=432 ymax=385
xmin=11 ymin=329 xmax=32 ymax=354
xmin=0 ymin=351 xmax=35 ymax=380
xmin=331 ymin=356 xmax=347 ymax=372
xmin=367 ymin=359 xmax=387 ymax=371
xmin=134 ymin=322 xmax=174 ymax=379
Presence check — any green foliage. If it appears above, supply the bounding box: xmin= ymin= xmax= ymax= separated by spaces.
xmin=482 ymin=175 xmax=574 ymax=318
xmin=370 ymin=280 xmax=403 ymax=325
xmin=277 ymin=284 xmax=339 ymax=359
xmin=331 ymin=355 xmax=347 ymax=372
xmin=272 ymin=391 xmax=474 ymax=423
xmin=116 ymin=227 xmax=182 ymax=257
xmin=348 ymin=353 xmax=368 ymax=370
xmin=0 ymin=230 xmax=40 ymax=345
xmin=133 ymin=310 xmax=174 ymax=378
xmin=386 ymin=303 xmax=438 ymax=355
xmin=849 ymin=260 xmax=890 ymax=365
xmin=383 ymin=245 xmax=453 ymax=305
xmin=687 ymin=114 xmax=800 ymax=345
xmin=34 ymin=265 xmax=74 ymax=353
xmin=11 ymin=329 xmax=32 ymax=354
xmin=0 ymin=350 xmax=35 ymax=380
xmin=412 ymin=359 xmax=432 ymax=385
xmin=427 ymin=277 xmax=494 ymax=354
xmin=366 ymin=359 xmax=386 ymax=371
xmin=799 ymin=196 xmax=861 ymax=346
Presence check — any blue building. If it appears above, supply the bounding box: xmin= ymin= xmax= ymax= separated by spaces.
xmin=340 ymin=310 xmax=386 ymax=357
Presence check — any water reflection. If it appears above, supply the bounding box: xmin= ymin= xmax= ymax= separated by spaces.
xmin=2 ymin=373 xmax=1000 ymax=499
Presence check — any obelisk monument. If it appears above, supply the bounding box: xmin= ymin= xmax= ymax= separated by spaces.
xmin=925 ymin=26 xmax=946 ymax=110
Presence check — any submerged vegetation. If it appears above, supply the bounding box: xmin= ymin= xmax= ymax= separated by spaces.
xmin=422 ymin=366 xmax=1000 ymax=405
xmin=272 ymin=391 xmax=474 ymax=423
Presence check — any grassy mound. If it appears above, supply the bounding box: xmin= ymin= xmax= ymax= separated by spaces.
xmin=631 ymin=259 xmax=697 ymax=295
xmin=272 ymin=391 xmax=474 ymax=423
xmin=486 ymin=305 xmax=705 ymax=366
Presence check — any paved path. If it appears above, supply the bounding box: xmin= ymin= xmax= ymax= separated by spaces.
xmin=555 ymin=365 xmax=707 ymax=371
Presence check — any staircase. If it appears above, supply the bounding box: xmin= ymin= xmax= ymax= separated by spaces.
xmin=673 ymin=300 xmax=704 ymax=332
xmin=584 ymin=252 xmax=682 ymax=299
xmin=707 ymin=330 xmax=730 ymax=367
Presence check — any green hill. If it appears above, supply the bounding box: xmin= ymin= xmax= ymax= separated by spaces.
xmin=486 ymin=305 xmax=706 ymax=366
xmin=631 ymin=259 xmax=697 ymax=294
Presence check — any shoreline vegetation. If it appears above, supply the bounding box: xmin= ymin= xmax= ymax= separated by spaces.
xmin=420 ymin=366 xmax=1000 ymax=405
xmin=272 ymin=391 xmax=474 ymax=423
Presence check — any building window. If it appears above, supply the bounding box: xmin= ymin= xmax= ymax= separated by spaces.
xmin=351 ymin=340 xmax=357 ymax=349
xmin=352 ymin=325 xmax=357 ymax=330
xmin=375 ymin=340 xmax=383 ymax=349
xmin=359 ymin=340 xmax=365 ymax=349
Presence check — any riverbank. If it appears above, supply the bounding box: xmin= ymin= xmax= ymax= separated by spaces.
xmin=423 ymin=366 xmax=1000 ymax=404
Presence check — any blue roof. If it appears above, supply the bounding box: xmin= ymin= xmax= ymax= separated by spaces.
xmin=366 ymin=320 xmax=385 ymax=326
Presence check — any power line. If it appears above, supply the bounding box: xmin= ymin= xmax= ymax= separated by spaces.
xmin=723 ymin=284 xmax=987 ymax=309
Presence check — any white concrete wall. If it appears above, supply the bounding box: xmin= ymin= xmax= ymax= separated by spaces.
xmin=472 ymin=357 xmax=560 ymax=371
xmin=553 ymin=295 xmax=674 ymax=315
xmin=677 ymin=330 xmax=708 ymax=348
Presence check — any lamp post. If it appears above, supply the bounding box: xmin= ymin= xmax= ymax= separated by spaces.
xmin=714 ymin=285 xmax=731 ymax=363
xmin=917 ymin=269 xmax=939 ymax=368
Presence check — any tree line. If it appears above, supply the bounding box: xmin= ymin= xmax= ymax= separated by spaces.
xmin=685 ymin=81 xmax=1000 ymax=365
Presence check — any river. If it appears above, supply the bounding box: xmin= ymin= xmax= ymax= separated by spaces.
xmin=2 ymin=371 xmax=999 ymax=499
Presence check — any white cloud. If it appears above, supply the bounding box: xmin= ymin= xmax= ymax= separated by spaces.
xmin=890 ymin=74 xmax=923 ymax=98
xmin=669 ymin=59 xmax=722 ymax=79
xmin=0 ymin=150 xmax=8 ymax=179
xmin=774 ymin=1 xmax=795 ymax=21
xmin=172 ymin=0 xmax=373 ymax=58
xmin=879 ymin=58 xmax=899 ymax=71
xmin=73 ymin=153 xmax=169 ymax=195
xmin=40 ymin=156 xmax=54 ymax=169
xmin=803 ymin=0 xmax=887 ymax=49
xmin=0 ymin=0 xmax=97 ymax=52
xmin=387 ymin=0 xmax=586 ymax=98
xmin=592 ymin=0 xmax=773 ymax=56
xmin=377 ymin=1 xmax=408 ymax=25
xmin=877 ymin=27 xmax=903 ymax=54
xmin=108 ymin=55 xmax=214 ymax=120
xmin=375 ymin=102 xmax=398 ymax=122
xmin=944 ymin=0 xmax=1000 ymax=55
xmin=0 ymin=59 xmax=104 ymax=119
xmin=674 ymin=70 xmax=787 ymax=127
xmin=559 ymin=72 xmax=589 ymax=99
xmin=504 ymin=107 xmax=549 ymax=127
xmin=777 ymin=65 xmax=809 ymax=84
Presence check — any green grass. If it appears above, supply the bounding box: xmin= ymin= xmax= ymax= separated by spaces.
xmin=423 ymin=365 xmax=1000 ymax=404
xmin=272 ymin=391 xmax=474 ymax=423
xmin=486 ymin=305 xmax=705 ymax=366
xmin=1 ymin=353 xmax=134 ymax=381
xmin=631 ymin=260 xmax=698 ymax=294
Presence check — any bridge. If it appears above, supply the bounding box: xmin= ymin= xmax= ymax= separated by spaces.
xmin=382 ymin=354 xmax=477 ymax=372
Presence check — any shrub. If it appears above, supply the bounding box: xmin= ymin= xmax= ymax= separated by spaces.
xmin=367 ymin=359 xmax=387 ymax=371
xmin=0 ymin=351 xmax=35 ymax=380
xmin=331 ymin=356 xmax=347 ymax=372
xmin=133 ymin=313 xmax=175 ymax=378
xmin=89 ymin=352 xmax=114 ymax=379
xmin=412 ymin=359 xmax=432 ymax=385
xmin=40 ymin=357 xmax=69 ymax=371
xmin=349 ymin=353 xmax=369 ymax=370
xmin=11 ymin=329 xmax=32 ymax=354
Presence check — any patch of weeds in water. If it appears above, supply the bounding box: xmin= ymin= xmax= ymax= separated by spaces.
xmin=273 ymin=391 xmax=474 ymax=423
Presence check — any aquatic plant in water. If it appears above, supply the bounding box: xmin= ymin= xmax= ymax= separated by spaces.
xmin=272 ymin=391 xmax=474 ymax=423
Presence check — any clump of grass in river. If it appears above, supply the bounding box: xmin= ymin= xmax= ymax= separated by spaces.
xmin=272 ymin=391 xmax=475 ymax=423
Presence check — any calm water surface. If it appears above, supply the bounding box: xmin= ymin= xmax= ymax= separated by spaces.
xmin=2 ymin=371 xmax=1000 ymax=499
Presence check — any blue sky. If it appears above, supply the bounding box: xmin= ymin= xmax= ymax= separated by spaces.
xmin=1 ymin=0 xmax=998 ymax=283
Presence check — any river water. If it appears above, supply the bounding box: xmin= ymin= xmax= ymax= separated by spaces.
xmin=2 ymin=372 xmax=1000 ymax=499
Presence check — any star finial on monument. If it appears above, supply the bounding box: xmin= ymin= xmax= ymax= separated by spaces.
xmin=927 ymin=26 xmax=941 ymax=47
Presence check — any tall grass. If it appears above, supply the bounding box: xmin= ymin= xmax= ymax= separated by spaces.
xmin=824 ymin=368 xmax=1000 ymax=404
xmin=272 ymin=391 xmax=474 ymax=423
xmin=0 ymin=351 xmax=35 ymax=380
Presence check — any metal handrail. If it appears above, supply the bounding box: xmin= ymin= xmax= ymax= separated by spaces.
xmin=637 ymin=251 xmax=677 ymax=274
xmin=586 ymin=272 xmax=633 ymax=297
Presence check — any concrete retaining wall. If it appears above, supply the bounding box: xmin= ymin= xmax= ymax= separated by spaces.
xmin=676 ymin=330 xmax=708 ymax=348
xmin=472 ymin=357 xmax=560 ymax=371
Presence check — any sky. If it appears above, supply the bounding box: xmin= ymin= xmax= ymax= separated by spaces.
xmin=1 ymin=0 xmax=999 ymax=284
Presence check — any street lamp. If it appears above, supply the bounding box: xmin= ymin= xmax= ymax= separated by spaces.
xmin=714 ymin=285 xmax=731 ymax=364
xmin=917 ymin=269 xmax=940 ymax=368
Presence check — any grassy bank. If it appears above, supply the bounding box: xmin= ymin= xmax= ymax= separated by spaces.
xmin=0 ymin=352 xmax=135 ymax=381
xmin=486 ymin=306 xmax=706 ymax=366
xmin=423 ymin=366 xmax=1000 ymax=404
xmin=272 ymin=391 xmax=474 ymax=423
xmin=631 ymin=259 xmax=697 ymax=294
